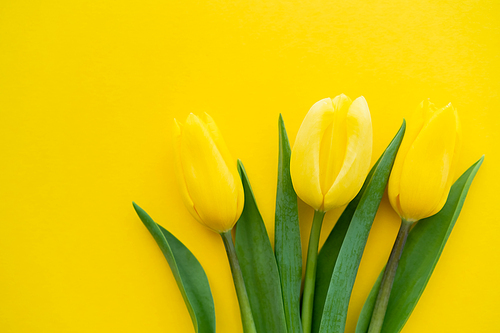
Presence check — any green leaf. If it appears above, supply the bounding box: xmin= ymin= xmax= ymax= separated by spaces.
xmin=311 ymin=156 xmax=381 ymax=333
xmin=355 ymin=269 xmax=384 ymax=333
xmin=133 ymin=203 xmax=216 ymax=333
xmin=318 ymin=121 xmax=406 ymax=333
xmin=355 ymin=156 xmax=484 ymax=333
xmin=275 ymin=115 xmax=303 ymax=333
xmin=235 ymin=161 xmax=288 ymax=333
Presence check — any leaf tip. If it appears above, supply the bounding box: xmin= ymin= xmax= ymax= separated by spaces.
xmin=237 ymin=160 xmax=249 ymax=183
xmin=473 ymin=155 xmax=485 ymax=171
xmin=237 ymin=159 xmax=244 ymax=173
xmin=132 ymin=201 xmax=141 ymax=212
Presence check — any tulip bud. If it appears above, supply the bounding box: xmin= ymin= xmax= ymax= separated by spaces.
xmin=388 ymin=100 xmax=461 ymax=222
xmin=173 ymin=113 xmax=244 ymax=233
xmin=290 ymin=94 xmax=373 ymax=212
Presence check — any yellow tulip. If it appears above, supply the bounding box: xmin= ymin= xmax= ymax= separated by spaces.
xmin=368 ymin=101 xmax=461 ymax=333
xmin=388 ymin=100 xmax=461 ymax=222
xmin=290 ymin=94 xmax=373 ymax=212
xmin=293 ymin=94 xmax=373 ymax=332
xmin=173 ymin=113 xmax=244 ymax=233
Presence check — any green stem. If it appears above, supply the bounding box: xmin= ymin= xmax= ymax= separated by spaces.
xmin=220 ymin=231 xmax=257 ymax=333
xmin=367 ymin=218 xmax=415 ymax=333
xmin=301 ymin=210 xmax=326 ymax=333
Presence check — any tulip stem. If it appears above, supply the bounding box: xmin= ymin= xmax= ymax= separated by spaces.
xmin=301 ymin=210 xmax=326 ymax=333
xmin=367 ymin=218 xmax=415 ymax=333
xmin=220 ymin=231 xmax=257 ymax=333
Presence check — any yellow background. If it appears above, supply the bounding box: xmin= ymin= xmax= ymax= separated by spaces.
xmin=1 ymin=0 xmax=499 ymax=332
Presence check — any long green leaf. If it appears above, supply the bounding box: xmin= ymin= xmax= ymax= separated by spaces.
xmin=318 ymin=121 xmax=406 ymax=333
xmin=313 ymin=135 xmax=406 ymax=333
xmin=235 ymin=161 xmax=288 ymax=333
xmin=355 ymin=270 xmax=384 ymax=333
xmin=355 ymin=156 xmax=484 ymax=333
xmin=311 ymin=156 xmax=381 ymax=333
xmin=133 ymin=203 xmax=216 ymax=333
xmin=275 ymin=114 xmax=303 ymax=333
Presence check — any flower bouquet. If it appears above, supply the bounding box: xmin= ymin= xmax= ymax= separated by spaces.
xmin=132 ymin=95 xmax=482 ymax=333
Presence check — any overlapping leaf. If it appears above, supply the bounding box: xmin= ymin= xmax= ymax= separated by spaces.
xmin=235 ymin=161 xmax=288 ymax=333
xmin=316 ymin=121 xmax=406 ymax=333
xmin=311 ymin=156 xmax=381 ymax=333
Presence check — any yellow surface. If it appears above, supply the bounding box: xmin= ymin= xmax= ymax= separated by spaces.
xmin=0 ymin=0 xmax=498 ymax=332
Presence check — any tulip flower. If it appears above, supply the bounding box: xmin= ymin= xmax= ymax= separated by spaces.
xmin=173 ymin=113 xmax=244 ymax=233
xmin=388 ymin=100 xmax=461 ymax=222
xmin=290 ymin=94 xmax=373 ymax=212
xmin=173 ymin=113 xmax=256 ymax=333
xmin=290 ymin=94 xmax=373 ymax=333
xmin=368 ymin=100 xmax=461 ymax=333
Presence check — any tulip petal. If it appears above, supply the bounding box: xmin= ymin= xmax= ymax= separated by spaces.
xmin=235 ymin=178 xmax=245 ymax=226
xmin=290 ymin=98 xmax=334 ymax=211
xmin=324 ymin=96 xmax=372 ymax=211
xmin=388 ymin=100 xmax=433 ymax=215
xmin=426 ymin=104 xmax=462 ymax=217
xmin=201 ymin=113 xmax=235 ymax=173
xmin=180 ymin=114 xmax=241 ymax=232
xmin=398 ymin=106 xmax=458 ymax=221
xmin=201 ymin=113 xmax=245 ymax=224
xmin=173 ymin=119 xmax=204 ymax=224
xmin=319 ymin=94 xmax=351 ymax=195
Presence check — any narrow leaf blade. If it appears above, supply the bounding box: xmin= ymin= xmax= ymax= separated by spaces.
xmin=355 ymin=156 xmax=484 ymax=333
xmin=355 ymin=270 xmax=384 ymax=333
xmin=318 ymin=121 xmax=406 ymax=333
xmin=133 ymin=203 xmax=216 ymax=333
xmin=275 ymin=115 xmax=303 ymax=333
xmin=311 ymin=156 xmax=381 ymax=333
xmin=235 ymin=161 xmax=288 ymax=333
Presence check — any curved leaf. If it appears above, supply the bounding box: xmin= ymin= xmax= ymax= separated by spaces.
xmin=275 ymin=115 xmax=303 ymax=333
xmin=355 ymin=269 xmax=384 ymax=333
xmin=318 ymin=121 xmax=406 ymax=333
xmin=235 ymin=161 xmax=288 ymax=333
xmin=311 ymin=156 xmax=381 ymax=333
xmin=133 ymin=203 xmax=216 ymax=333
xmin=355 ymin=156 xmax=484 ymax=333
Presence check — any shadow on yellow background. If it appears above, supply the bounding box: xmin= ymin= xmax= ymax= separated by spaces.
xmin=1 ymin=0 xmax=499 ymax=332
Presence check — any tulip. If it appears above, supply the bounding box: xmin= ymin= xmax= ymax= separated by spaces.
xmin=173 ymin=113 xmax=256 ymax=333
xmin=368 ymin=100 xmax=461 ymax=333
xmin=291 ymin=94 xmax=373 ymax=333
xmin=290 ymin=94 xmax=373 ymax=212
xmin=388 ymin=100 xmax=461 ymax=222
xmin=173 ymin=112 xmax=244 ymax=233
